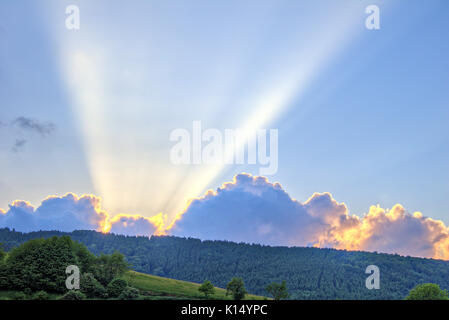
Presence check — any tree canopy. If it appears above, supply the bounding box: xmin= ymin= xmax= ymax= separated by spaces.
xmin=226 ymin=277 xmax=247 ymax=300
xmin=405 ymin=283 xmax=449 ymax=300
xmin=0 ymin=235 xmax=129 ymax=295
xmin=266 ymin=281 xmax=289 ymax=300
xmin=199 ymin=280 xmax=215 ymax=298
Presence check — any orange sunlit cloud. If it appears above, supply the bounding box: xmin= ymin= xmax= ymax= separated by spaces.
xmin=105 ymin=212 xmax=167 ymax=236
xmin=169 ymin=173 xmax=449 ymax=260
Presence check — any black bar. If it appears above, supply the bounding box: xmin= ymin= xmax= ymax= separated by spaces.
xmin=0 ymin=300 xmax=441 ymax=319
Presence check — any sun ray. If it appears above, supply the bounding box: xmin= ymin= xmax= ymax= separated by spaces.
xmin=53 ymin=1 xmax=382 ymax=226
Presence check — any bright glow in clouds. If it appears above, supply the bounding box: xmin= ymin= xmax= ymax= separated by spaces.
xmin=171 ymin=174 xmax=449 ymax=260
xmin=106 ymin=213 xmax=166 ymax=236
xmin=2 ymin=173 xmax=449 ymax=260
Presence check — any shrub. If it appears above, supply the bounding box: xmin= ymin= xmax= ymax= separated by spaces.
xmin=32 ymin=290 xmax=50 ymax=300
xmin=23 ymin=288 xmax=32 ymax=296
xmin=12 ymin=292 xmax=27 ymax=300
xmin=107 ymin=278 xmax=128 ymax=298
xmin=118 ymin=287 xmax=140 ymax=300
xmin=60 ymin=290 xmax=86 ymax=300
xmin=80 ymin=273 xmax=107 ymax=298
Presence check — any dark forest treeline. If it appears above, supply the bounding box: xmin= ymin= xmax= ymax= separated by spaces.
xmin=1 ymin=228 xmax=449 ymax=299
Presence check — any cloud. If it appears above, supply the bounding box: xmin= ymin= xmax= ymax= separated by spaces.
xmin=106 ymin=213 xmax=166 ymax=237
xmin=170 ymin=174 xmax=351 ymax=246
xmin=332 ymin=204 xmax=449 ymax=260
xmin=2 ymin=174 xmax=449 ymax=260
xmin=12 ymin=117 xmax=55 ymax=137
xmin=11 ymin=139 xmax=27 ymax=153
xmin=171 ymin=173 xmax=449 ymax=260
xmin=0 ymin=194 xmax=107 ymax=233
xmin=0 ymin=193 xmax=165 ymax=236
xmin=0 ymin=117 xmax=56 ymax=152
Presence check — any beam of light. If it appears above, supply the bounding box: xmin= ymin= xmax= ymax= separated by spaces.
xmin=61 ymin=49 xmax=178 ymax=219
xmin=52 ymin=1 xmax=278 ymax=220
xmin=52 ymin=1 xmax=390 ymax=229
xmin=165 ymin=4 xmax=374 ymax=228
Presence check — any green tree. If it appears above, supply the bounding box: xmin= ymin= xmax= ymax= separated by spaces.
xmin=80 ymin=273 xmax=107 ymax=298
xmin=107 ymin=278 xmax=128 ymax=298
xmin=5 ymin=237 xmax=78 ymax=292
xmin=0 ymin=235 xmax=128 ymax=295
xmin=94 ymin=252 xmax=129 ymax=286
xmin=0 ymin=243 xmax=5 ymax=261
xmin=266 ymin=281 xmax=289 ymax=300
xmin=199 ymin=280 xmax=215 ymax=298
xmin=226 ymin=277 xmax=247 ymax=300
xmin=405 ymin=283 xmax=449 ymax=300
xmin=0 ymin=243 xmax=7 ymax=289
xmin=72 ymin=241 xmax=97 ymax=274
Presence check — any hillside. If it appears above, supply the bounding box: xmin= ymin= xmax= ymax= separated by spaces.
xmin=124 ymin=271 xmax=265 ymax=300
xmin=1 ymin=228 xmax=449 ymax=299
xmin=0 ymin=270 xmax=265 ymax=300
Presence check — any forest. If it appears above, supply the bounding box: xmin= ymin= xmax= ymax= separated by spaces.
xmin=1 ymin=227 xmax=449 ymax=299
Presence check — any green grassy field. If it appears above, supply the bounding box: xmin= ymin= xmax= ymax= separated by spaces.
xmin=124 ymin=271 xmax=268 ymax=300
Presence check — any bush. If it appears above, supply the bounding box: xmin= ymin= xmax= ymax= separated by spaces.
xmin=118 ymin=287 xmax=140 ymax=300
xmin=406 ymin=283 xmax=449 ymax=300
xmin=12 ymin=292 xmax=27 ymax=300
xmin=80 ymin=273 xmax=107 ymax=298
xmin=107 ymin=278 xmax=128 ymax=298
xmin=23 ymin=288 xmax=32 ymax=296
xmin=60 ymin=290 xmax=86 ymax=300
xmin=199 ymin=280 xmax=215 ymax=298
xmin=32 ymin=290 xmax=50 ymax=300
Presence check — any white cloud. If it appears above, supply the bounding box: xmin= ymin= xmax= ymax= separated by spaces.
xmin=0 ymin=193 xmax=164 ymax=236
xmin=171 ymin=173 xmax=449 ymax=259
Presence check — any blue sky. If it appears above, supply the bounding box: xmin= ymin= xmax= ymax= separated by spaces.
xmin=0 ymin=0 xmax=448 ymax=230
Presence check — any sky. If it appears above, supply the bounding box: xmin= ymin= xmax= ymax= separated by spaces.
xmin=1 ymin=1 xmax=449 ymax=259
